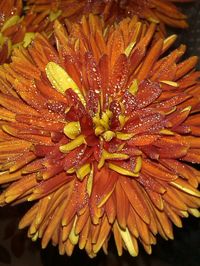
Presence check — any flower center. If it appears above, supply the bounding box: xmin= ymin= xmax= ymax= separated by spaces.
xmin=93 ymin=109 xmax=116 ymax=142
xmin=45 ymin=61 xmax=140 ymax=180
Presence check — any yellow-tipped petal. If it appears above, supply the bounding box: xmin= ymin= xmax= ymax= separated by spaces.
xmin=147 ymin=17 xmax=160 ymax=23
xmin=117 ymin=223 xmax=138 ymax=257
xmin=129 ymin=79 xmax=138 ymax=95
xmin=116 ymin=132 xmax=134 ymax=140
xmin=119 ymin=114 xmax=128 ymax=128
xmin=49 ymin=10 xmax=62 ymax=22
xmin=103 ymin=150 xmax=129 ymax=161
xmin=69 ymin=216 xmax=79 ymax=245
xmin=125 ymin=42 xmax=136 ymax=57
xmin=87 ymin=165 xmax=93 ymax=196
xmin=1 ymin=15 xmax=20 ymax=32
xmin=160 ymin=129 xmax=175 ymax=135
xmin=189 ymin=208 xmax=200 ymax=218
xmin=46 ymin=62 xmax=86 ymax=106
xmin=23 ymin=32 xmax=35 ymax=48
xmin=59 ymin=135 xmax=86 ymax=153
xmin=0 ymin=33 xmax=4 ymax=45
xmin=171 ymin=179 xmax=200 ymax=197
xmin=134 ymin=156 xmax=142 ymax=173
xmin=97 ymin=186 xmax=116 ymax=208
xmin=76 ymin=164 xmax=91 ymax=181
xmin=105 ymin=109 xmax=113 ymax=119
xmin=31 ymin=231 xmax=39 ymax=242
xmin=108 ymin=163 xmax=139 ymax=177
xmin=161 ymin=80 xmax=179 ymax=87
xmin=98 ymin=150 xmax=129 ymax=169
xmin=102 ymin=112 xmax=109 ymax=125
xmin=67 ymin=167 xmax=75 ymax=174
xmin=181 ymin=106 xmax=191 ymax=113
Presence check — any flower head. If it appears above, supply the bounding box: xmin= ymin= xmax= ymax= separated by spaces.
xmin=26 ymin=0 xmax=190 ymax=30
xmin=0 ymin=0 xmax=23 ymax=63
xmin=0 ymin=0 xmax=191 ymax=64
xmin=0 ymin=15 xmax=200 ymax=257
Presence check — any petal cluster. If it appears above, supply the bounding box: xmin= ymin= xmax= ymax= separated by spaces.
xmin=0 ymin=15 xmax=200 ymax=257
xmin=0 ymin=0 xmax=23 ymax=63
xmin=0 ymin=0 xmax=191 ymax=64
xmin=26 ymin=0 xmax=190 ymax=29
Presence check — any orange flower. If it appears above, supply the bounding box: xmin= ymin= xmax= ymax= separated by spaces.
xmin=0 ymin=0 xmax=191 ymax=64
xmin=0 ymin=0 xmax=23 ymax=63
xmin=0 ymin=15 xmax=200 ymax=257
xmin=26 ymin=0 xmax=190 ymax=30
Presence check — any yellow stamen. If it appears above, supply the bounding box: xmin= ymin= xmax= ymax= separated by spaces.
xmin=108 ymin=163 xmax=138 ymax=177
xmin=105 ymin=109 xmax=113 ymax=119
xmin=93 ymin=109 xmax=113 ymax=137
xmin=103 ymin=130 xmax=115 ymax=142
xmin=102 ymin=112 xmax=109 ymax=125
xmin=76 ymin=164 xmax=91 ymax=181
xmin=99 ymin=118 xmax=109 ymax=130
xmin=46 ymin=62 xmax=86 ymax=106
xmin=93 ymin=115 xmax=100 ymax=125
xmin=95 ymin=125 xmax=105 ymax=136
xmin=64 ymin=121 xmax=81 ymax=139
xmin=59 ymin=135 xmax=86 ymax=153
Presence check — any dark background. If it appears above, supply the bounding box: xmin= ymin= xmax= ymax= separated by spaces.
xmin=0 ymin=1 xmax=200 ymax=266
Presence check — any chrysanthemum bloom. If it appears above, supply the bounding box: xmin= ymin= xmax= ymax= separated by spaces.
xmin=0 ymin=15 xmax=200 ymax=257
xmin=26 ymin=0 xmax=191 ymax=32
xmin=0 ymin=0 xmax=23 ymax=64
xmin=120 ymin=0 xmax=192 ymax=29
xmin=0 ymin=0 xmax=191 ymax=64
